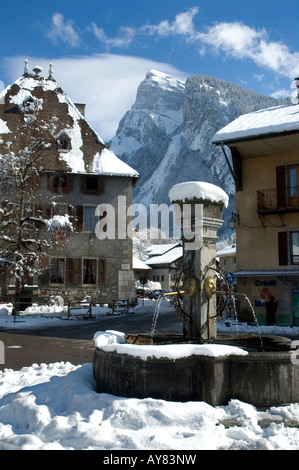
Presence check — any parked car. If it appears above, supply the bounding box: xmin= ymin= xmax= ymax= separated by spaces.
xmin=136 ymin=288 xmax=153 ymax=299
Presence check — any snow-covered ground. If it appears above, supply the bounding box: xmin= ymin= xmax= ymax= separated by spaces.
xmin=0 ymin=300 xmax=299 ymax=450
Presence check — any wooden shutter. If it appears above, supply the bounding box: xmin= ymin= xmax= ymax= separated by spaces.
xmin=74 ymin=258 xmax=82 ymax=285
xmin=231 ymin=147 xmax=243 ymax=191
xmin=98 ymin=259 xmax=106 ymax=285
xmin=65 ymin=258 xmax=74 ymax=285
xmin=76 ymin=206 xmax=84 ymax=231
xmin=276 ymin=166 xmax=286 ymax=208
xmin=64 ymin=174 xmax=73 ymax=193
xmin=278 ymin=232 xmax=288 ymax=266
xmin=40 ymin=257 xmax=50 ymax=285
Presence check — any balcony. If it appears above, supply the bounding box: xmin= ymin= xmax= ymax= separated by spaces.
xmin=257 ymin=187 xmax=299 ymax=215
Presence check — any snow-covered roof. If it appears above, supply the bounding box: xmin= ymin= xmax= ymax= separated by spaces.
xmin=146 ymin=246 xmax=183 ymax=266
xmin=93 ymin=148 xmax=139 ymax=178
xmin=212 ymin=104 xmax=299 ymax=144
xmin=0 ymin=70 xmax=139 ymax=179
xmin=169 ymin=181 xmax=229 ymax=208
xmin=216 ymin=245 xmax=236 ymax=257
xmin=146 ymin=243 xmax=181 ymax=256
xmin=133 ymin=257 xmax=151 ymax=270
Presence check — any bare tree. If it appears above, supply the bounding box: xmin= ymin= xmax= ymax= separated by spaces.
xmin=0 ymin=121 xmax=73 ymax=314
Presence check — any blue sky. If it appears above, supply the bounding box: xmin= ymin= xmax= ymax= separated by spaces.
xmin=1 ymin=0 xmax=299 ymax=139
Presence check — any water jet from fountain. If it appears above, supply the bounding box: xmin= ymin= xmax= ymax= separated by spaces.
xmin=93 ymin=181 xmax=299 ymax=407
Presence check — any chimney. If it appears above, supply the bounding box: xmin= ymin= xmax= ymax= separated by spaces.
xmin=75 ymin=103 xmax=86 ymax=117
xmin=295 ymin=77 xmax=299 ymax=104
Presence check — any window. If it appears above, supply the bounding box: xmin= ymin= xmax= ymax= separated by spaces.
xmin=291 ymin=232 xmax=299 ymax=265
xmin=84 ymin=206 xmax=98 ymax=232
xmin=81 ymin=175 xmax=104 ymax=194
xmin=48 ymin=173 xmax=72 ymax=194
xmin=83 ymin=259 xmax=97 ymax=284
xmin=51 ymin=203 xmax=68 ymax=217
xmin=278 ymin=231 xmax=299 ymax=265
xmin=276 ymin=164 xmax=299 ymax=208
xmin=288 ymin=165 xmax=299 ymax=206
xmin=50 ymin=258 xmax=65 ymax=284
xmin=53 ymin=174 xmax=67 ymax=191
xmin=56 ymin=132 xmax=71 ymax=152
xmin=20 ymin=96 xmax=42 ymax=117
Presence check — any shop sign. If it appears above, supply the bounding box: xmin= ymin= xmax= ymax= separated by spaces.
xmin=255 ymin=280 xmax=276 ymax=287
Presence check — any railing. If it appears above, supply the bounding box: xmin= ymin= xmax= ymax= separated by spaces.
xmin=257 ymin=187 xmax=299 ymax=214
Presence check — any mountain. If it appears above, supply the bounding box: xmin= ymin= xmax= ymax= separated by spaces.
xmin=110 ymin=70 xmax=290 ymax=238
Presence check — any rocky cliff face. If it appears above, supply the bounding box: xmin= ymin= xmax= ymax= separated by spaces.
xmin=111 ymin=70 xmax=289 ymax=238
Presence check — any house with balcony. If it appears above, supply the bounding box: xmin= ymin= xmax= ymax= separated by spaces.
xmin=213 ymin=89 xmax=299 ymax=326
xmin=0 ymin=62 xmax=139 ymax=308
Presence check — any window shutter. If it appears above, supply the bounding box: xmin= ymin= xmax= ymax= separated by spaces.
xmin=278 ymin=232 xmax=288 ymax=265
xmin=34 ymin=203 xmax=44 ymax=229
xmin=40 ymin=258 xmax=50 ymax=285
xmin=98 ymin=177 xmax=105 ymax=194
xmin=74 ymin=258 xmax=82 ymax=285
xmin=98 ymin=259 xmax=106 ymax=285
xmin=276 ymin=166 xmax=286 ymax=208
xmin=65 ymin=258 xmax=74 ymax=285
xmin=64 ymin=174 xmax=73 ymax=193
xmin=76 ymin=206 xmax=84 ymax=231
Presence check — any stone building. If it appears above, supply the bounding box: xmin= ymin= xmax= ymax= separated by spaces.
xmin=0 ymin=62 xmax=139 ymax=307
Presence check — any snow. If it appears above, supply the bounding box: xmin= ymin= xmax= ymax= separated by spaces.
xmin=146 ymin=69 xmax=185 ymax=93
xmin=46 ymin=214 xmax=73 ymax=232
xmin=0 ymin=119 xmax=10 ymax=134
xmin=216 ymin=244 xmax=236 ymax=257
xmin=2 ymin=362 xmax=299 ymax=450
xmin=0 ymin=300 xmax=299 ymax=450
xmin=212 ymin=104 xmax=299 ymax=143
xmin=94 ymin=331 xmax=248 ymax=360
xmin=169 ymin=181 xmax=229 ymax=207
xmin=132 ymin=256 xmax=151 ymax=270
xmin=93 ymin=148 xmax=139 ymax=178
xmin=146 ymin=246 xmax=183 ymax=266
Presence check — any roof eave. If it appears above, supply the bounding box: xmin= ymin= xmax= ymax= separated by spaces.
xmin=212 ymin=128 xmax=299 ymax=147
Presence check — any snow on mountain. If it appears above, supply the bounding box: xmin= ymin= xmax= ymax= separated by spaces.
xmin=110 ymin=70 xmax=290 ymax=238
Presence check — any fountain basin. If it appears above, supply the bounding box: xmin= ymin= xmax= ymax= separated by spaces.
xmin=93 ymin=333 xmax=299 ymax=407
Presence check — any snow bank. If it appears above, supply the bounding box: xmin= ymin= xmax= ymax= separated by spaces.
xmin=93 ymin=330 xmax=248 ymax=360
xmin=169 ymin=181 xmax=229 ymax=207
xmin=0 ymin=361 xmax=299 ymax=450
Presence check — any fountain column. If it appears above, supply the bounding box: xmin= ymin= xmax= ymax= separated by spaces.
xmin=169 ymin=182 xmax=228 ymax=342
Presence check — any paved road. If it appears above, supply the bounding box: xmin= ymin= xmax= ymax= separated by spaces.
xmin=0 ymin=308 xmax=183 ymax=371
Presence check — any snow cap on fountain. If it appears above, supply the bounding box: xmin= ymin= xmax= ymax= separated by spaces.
xmin=169 ymin=181 xmax=229 ymax=207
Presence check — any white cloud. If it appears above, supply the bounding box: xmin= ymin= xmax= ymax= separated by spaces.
xmin=43 ymin=9 xmax=299 ymax=80
xmin=194 ymin=21 xmax=299 ymax=78
xmin=89 ymin=24 xmax=136 ymax=49
xmin=1 ymin=55 xmax=188 ymax=141
xmin=141 ymin=7 xmax=199 ymax=37
xmin=90 ymin=8 xmax=299 ymax=80
xmin=47 ymin=13 xmax=81 ymax=47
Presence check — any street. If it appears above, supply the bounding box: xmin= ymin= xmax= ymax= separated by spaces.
xmin=0 ymin=307 xmax=184 ymax=371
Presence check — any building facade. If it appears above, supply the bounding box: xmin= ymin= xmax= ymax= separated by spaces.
xmin=213 ymin=96 xmax=299 ymax=326
xmin=145 ymin=243 xmax=183 ymax=290
xmin=0 ymin=63 xmax=139 ymax=308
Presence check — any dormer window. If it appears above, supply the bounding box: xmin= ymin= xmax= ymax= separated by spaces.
xmin=56 ymin=132 xmax=71 ymax=152
xmin=19 ymin=96 xmax=43 ymax=118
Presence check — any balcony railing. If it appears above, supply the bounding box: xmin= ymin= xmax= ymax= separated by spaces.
xmin=257 ymin=187 xmax=299 ymax=214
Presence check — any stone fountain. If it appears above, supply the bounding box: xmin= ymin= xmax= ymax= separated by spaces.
xmin=93 ymin=182 xmax=299 ymax=407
